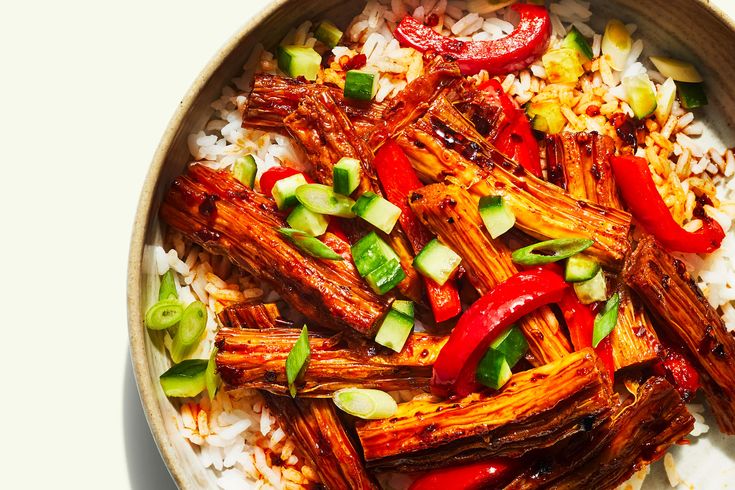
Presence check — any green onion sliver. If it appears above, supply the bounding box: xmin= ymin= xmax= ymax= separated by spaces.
xmin=205 ymin=346 xmax=221 ymax=400
xmin=278 ymin=228 xmax=343 ymax=260
xmin=171 ymin=301 xmax=208 ymax=363
xmin=332 ymin=388 xmax=398 ymax=420
xmin=295 ymin=184 xmax=356 ymax=218
xmin=511 ymin=238 xmax=594 ymax=266
xmin=145 ymin=299 xmax=184 ymax=331
xmin=286 ymin=326 xmax=311 ymax=397
xmin=592 ymin=293 xmax=621 ymax=348
xmin=159 ymin=270 xmax=179 ymax=301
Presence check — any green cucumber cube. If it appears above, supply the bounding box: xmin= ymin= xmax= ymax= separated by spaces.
xmin=565 ymin=254 xmax=601 ymax=283
xmin=344 ymin=70 xmax=378 ymax=101
xmin=476 ymin=349 xmax=513 ymax=390
xmin=412 ymin=239 xmax=462 ymax=286
xmin=365 ymin=258 xmax=406 ymax=295
xmin=676 ymin=81 xmax=708 ymax=109
xmin=350 ymin=231 xmax=400 ymax=277
xmin=159 ymin=359 xmax=208 ymax=398
xmin=573 ymin=269 xmax=608 ymax=304
xmin=479 ymin=195 xmax=516 ymax=239
xmin=232 ymin=154 xmax=257 ymax=188
xmin=333 ymin=157 xmax=362 ymax=196
xmin=277 ymin=45 xmax=322 ymax=81
xmin=314 ymin=20 xmax=343 ymax=49
xmin=391 ymin=300 xmax=414 ymax=318
xmin=352 ymin=192 xmax=402 ymax=234
xmin=374 ymin=308 xmax=414 ymax=352
xmin=490 ymin=326 xmax=528 ymax=367
xmin=287 ymin=205 xmax=329 ymax=236
xmin=272 ymin=173 xmax=308 ymax=210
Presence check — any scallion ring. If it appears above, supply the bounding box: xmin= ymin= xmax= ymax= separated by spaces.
xmin=171 ymin=301 xmax=208 ymax=363
xmin=332 ymin=388 xmax=398 ymax=420
xmin=145 ymin=299 xmax=184 ymax=331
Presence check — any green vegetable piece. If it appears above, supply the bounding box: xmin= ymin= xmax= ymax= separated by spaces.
xmin=365 ymin=258 xmax=406 ymax=295
xmin=351 ymin=231 xmax=400 ymax=277
xmin=565 ymin=255 xmax=601 ymax=283
xmin=205 ymin=347 xmax=221 ymax=400
xmin=160 ymin=359 xmax=208 ymax=398
xmin=314 ymin=20 xmax=343 ymax=49
xmin=655 ymin=78 xmax=677 ymax=126
xmin=271 ymin=173 xmax=308 ymax=210
xmin=391 ymin=300 xmax=414 ymax=318
xmin=573 ymin=269 xmax=608 ymax=305
xmin=542 ymin=48 xmax=584 ymax=84
xmin=490 ymin=325 xmax=528 ymax=367
xmin=333 ymin=388 xmax=397 ymax=419
xmin=232 ymin=154 xmax=257 ymax=188
xmin=527 ymin=101 xmax=566 ymax=134
xmin=374 ymin=308 xmax=414 ymax=353
xmin=352 ymin=191 xmax=402 ymax=234
xmin=649 ymin=56 xmax=703 ymax=83
xmin=592 ymin=293 xmax=621 ymax=347
xmin=412 ymin=239 xmax=462 ymax=286
xmin=344 ymin=70 xmax=378 ymax=101
xmin=286 ymin=326 xmax=311 ymax=397
xmin=159 ymin=270 xmax=178 ymax=301
xmin=623 ymin=74 xmax=657 ymax=119
xmin=479 ymin=195 xmax=516 ymax=239
xmin=287 ymin=205 xmax=329 ymax=237
xmin=562 ymin=26 xmax=594 ymax=61
xmin=278 ymin=228 xmax=343 ymax=260
xmin=276 ymin=45 xmax=322 ymax=81
xmin=145 ymin=299 xmax=184 ymax=331
xmin=333 ymin=157 xmax=362 ymax=196
xmin=295 ymin=183 xmax=356 ymax=218
xmin=476 ymin=349 xmax=513 ymax=390
xmin=676 ymin=82 xmax=708 ymax=109
xmin=171 ymin=301 xmax=208 ymax=363
xmin=511 ymin=238 xmax=594 ymax=266
xmin=601 ymin=19 xmax=632 ymax=71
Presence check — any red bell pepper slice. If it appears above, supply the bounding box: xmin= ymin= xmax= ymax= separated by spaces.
xmin=394 ymin=4 xmax=551 ymax=76
xmin=431 ymin=267 xmax=568 ymax=397
xmin=374 ymin=141 xmax=462 ymax=322
xmin=479 ymin=79 xmax=542 ymax=177
xmin=652 ymin=345 xmax=700 ymax=401
xmin=610 ymin=155 xmax=724 ymax=253
xmin=557 ymin=290 xmax=615 ymax=382
xmin=409 ymin=459 xmax=515 ymax=490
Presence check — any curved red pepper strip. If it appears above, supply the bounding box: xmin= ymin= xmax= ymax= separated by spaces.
xmin=431 ymin=267 xmax=569 ymax=398
xmin=479 ymin=79 xmax=542 ymax=177
xmin=394 ymin=4 xmax=551 ymax=76
xmin=409 ymin=459 xmax=516 ymax=490
xmin=610 ymin=155 xmax=724 ymax=253
xmin=374 ymin=141 xmax=462 ymax=322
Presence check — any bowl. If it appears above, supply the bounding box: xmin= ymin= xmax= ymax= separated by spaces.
xmin=128 ymin=1 xmax=735 ymax=487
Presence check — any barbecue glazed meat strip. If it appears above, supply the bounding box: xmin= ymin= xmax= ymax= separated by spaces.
xmin=504 ymin=376 xmax=693 ymax=489
xmin=624 ymin=235 xmax=735 ymax=434
xmin=396 ymin=97 xmax=632 ymax=268
xmin=216 ymin=327 xmax=445 ymax=396
xmin=355 ymin=349 xmax=614 ymax=471
xmin=544 ymin=132 xmax=659 ymax=370
xmin=241 ymin=73 xmax=386 ymax=139
xmin=217 ymin=302 xmax=285 ymax=329
xmin=159 ymin=164 xmax=389 ymax=337
xmin=284 ymin=89 xmax=422 ymax=301
xmin=409 ymin=183 xmax=571 ymax=365
xmin=262 ymin=393 xmax=380 ymax=490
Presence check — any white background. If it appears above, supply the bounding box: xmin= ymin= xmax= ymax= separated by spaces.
xmin=2 ymin=1 xmax=735 ymax=489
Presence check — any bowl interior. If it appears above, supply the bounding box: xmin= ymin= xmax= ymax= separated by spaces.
xmin=128 ymin=1 xmax=735 ymax=488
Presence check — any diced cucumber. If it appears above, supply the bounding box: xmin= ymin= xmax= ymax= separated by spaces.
xmin=278 ymin=228 xmax=343 ymax=260
xmin=677 ymin=82 xmax=708 ymax=109
xmin=476 ymin=349 xmax=512 ymax=390
xmin=344 ymin=70 xmax=378 ymax=101
xmin=601 ymin=19 xmax=632 ymax=71
xmin=391 ymin=300 xmax=414 ymax=318
xmin=527 ymin=101 xmax=565 ymax=134
xmin=160 ymin=359 xmax=208 ymax=398
xmin=205 ymin=347 xmax=221 ymax=400
xmin=365 ymin=258 xmax=406 ymax=295
xmin=573 ymin=269 xmax=608 ymax=304
xmin=491 ymin=325 xmax=528 ymax=367
xmin=232 ymin=154 xmax=257 ymax=188
xmin=374 ymin=308 xmax=414 ymax=352
xmin=623 ymin=74 xmax=657 ymax=120
xmin=333 ymin=157 xmax=362 ymax=196
xmin=351 ymin=231 xmax=400 ymax=277
xmin=649 ymin=56 xmax=703 ymax=83
xmin=562 ymin=26 xmax=594 ymax=61
xmin=314 ymin=20 xmax=343 ymax=49
xmin=276 ymin=45 xmax=322 ymax=81
xmin=412 ymin=239 xmax=462 ymax=286
xmin=272 ymin=173 xmax=308 ymax=210
xmin=479 ymin=195 xmax=516 ymax=238
xmin=542 ymin=48 xmax=584 ymax=84
xmin=287 ymin=205 xmax=329 ymax=236
xmin=295 ymin=183 xmax=356 ymax=218
xmin=352 ymin=192 xmax=402 ymax=234
xmin=655 ymin=78 xmax=677 ymax=126
xmin=565 ymin=254 xmax=601 ymax=282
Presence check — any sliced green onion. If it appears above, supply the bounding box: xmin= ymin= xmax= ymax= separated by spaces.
xmin=479 ymin=195 xmax=516 ymax=238
xmin=278 ymin=227 xmax=343 ymax=260
xmin=286 ymin=326 xmax=311 ymax=397
xmin=649 ymin=56 xmax=703 ymax=83
xmin=159 ymin=359 xmax=208 ymax=398
xmin=333 ymin=157 xmax=362 ymax=196
xmin=314 ymin=20 xmax=343 ymax=49
xmin=511 ymin=238 xmax=594 ymax=266
xmin=412 ymin=239 xmax=462 ymax=286
xmin=374 ymin=306 xmax=414 ymax=353
xmin=159 ymin=270 xmax=178 ymax=301
xmin=171 ymin=301 xmax=208 ymax=363
xmin=287 ymin=204 xmax=329 ymax=236
xmin=573 ymin=269 xmax=608 ymax=305
xmin=592 ymin=293 xmax=621 ymax=347
xmin=295 ymin=183 xmax=356 ymax=218
xmin=233 ymin=154 xmax=257 ymax=188
xmin=145 ymin=299 xmax=184 ymax=331
xmin=601 ymin=19 xmax=632 ymax=71
xmin=332 ymin=388 xmax=397 ymax=419
xmin=205 ymin=347 xmax=221 ymax=400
